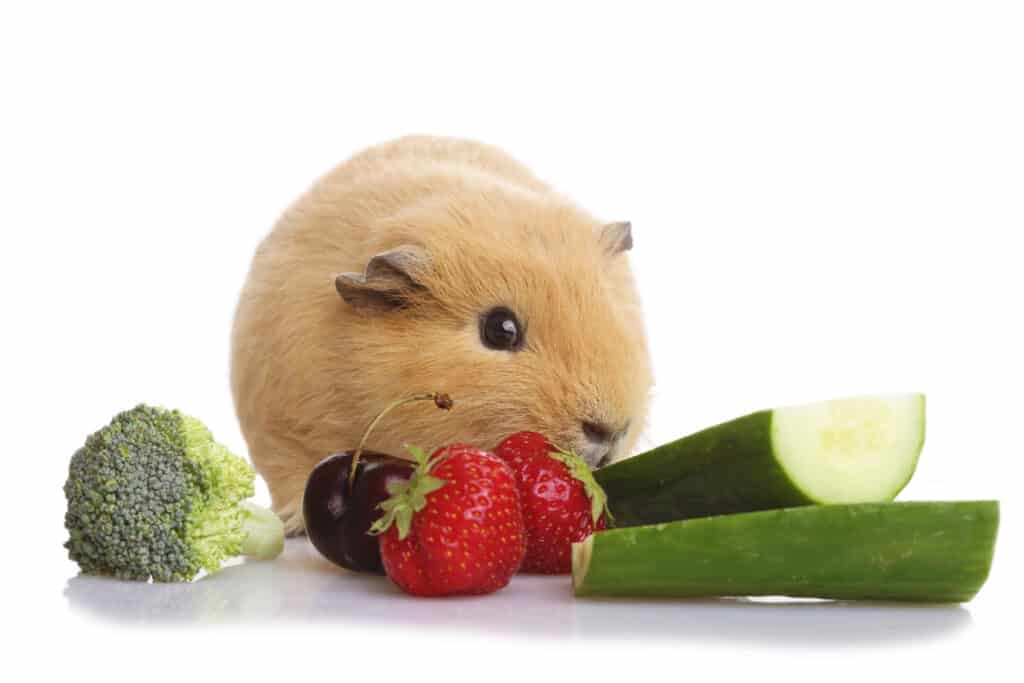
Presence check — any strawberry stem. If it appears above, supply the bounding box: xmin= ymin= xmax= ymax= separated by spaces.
xmin=348 ymin=392 xmax=453 ymax=493
xmin=367 ymin=444 xmax=448 ymax=540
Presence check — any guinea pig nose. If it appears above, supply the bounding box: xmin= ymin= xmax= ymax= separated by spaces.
xmin=582 ymin=420 xmax=614 ymax=444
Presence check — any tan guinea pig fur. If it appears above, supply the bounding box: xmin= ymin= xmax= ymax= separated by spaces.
xmin=230 ymin=135 xmax=653 ymax=534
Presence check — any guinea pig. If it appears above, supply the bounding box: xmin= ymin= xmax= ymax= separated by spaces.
xmin=230 ymin=135 xmax=653 ymax=534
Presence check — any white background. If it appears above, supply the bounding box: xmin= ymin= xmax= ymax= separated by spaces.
xmin=2 ymin=1 xmax=1021 ymax=681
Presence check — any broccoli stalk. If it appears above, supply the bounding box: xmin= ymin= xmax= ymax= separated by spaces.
xmin=64 ymin=405 xmax=284 ymax=581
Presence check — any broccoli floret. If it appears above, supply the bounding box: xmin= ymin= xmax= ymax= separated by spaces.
xmin=63 ymin=405 xmax=284 ymax=582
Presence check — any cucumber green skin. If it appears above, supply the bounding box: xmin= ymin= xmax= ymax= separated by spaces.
xmin=574 ymin=501 xmax=999 ymax=603
xmin=596 ymin=410 xmax=820 ymax=527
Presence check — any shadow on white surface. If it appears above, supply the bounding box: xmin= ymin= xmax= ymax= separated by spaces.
xmin=65 ymin=539 xmax=971 ymax=645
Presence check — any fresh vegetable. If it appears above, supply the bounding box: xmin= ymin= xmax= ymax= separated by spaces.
xmin=302 ymin=392 xmax=452 ymax=574
xmin=572 ymin=501 xmax=999 ymax=602
xmin=370 ymin=444 xmax=527 ymax=596
xmin=63 ymin=404 xmax=284 ymax=582
xmin=596 ymin=393 xmax=926 ymax=527
xmin=494 ymin=431 xmax=610 ymax=574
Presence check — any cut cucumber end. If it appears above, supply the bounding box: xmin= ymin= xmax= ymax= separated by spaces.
xmin=770 ymin=393 xmax=925 ymax=504
xmin=572 ymin=535 xmax=594 ymax=591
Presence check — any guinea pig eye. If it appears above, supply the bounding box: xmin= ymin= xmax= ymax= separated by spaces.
xmin=480 ymin=307 xmax=523 ymax=351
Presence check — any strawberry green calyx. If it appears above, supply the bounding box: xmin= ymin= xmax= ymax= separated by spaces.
xmin=548 ymin=446 xmax=614 ymax=525
xmin=368 ymin=445 xmax=447 ymax=540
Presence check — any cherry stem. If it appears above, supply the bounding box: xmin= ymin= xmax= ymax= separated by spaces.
xmin=348 ymin=392 xmax=453 ymax=492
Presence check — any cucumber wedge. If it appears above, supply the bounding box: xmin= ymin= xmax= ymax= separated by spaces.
xmin=596 ymin=393 xmax=926 ymax=527
xmin=572 ymin=501 xmax=999 ymax=602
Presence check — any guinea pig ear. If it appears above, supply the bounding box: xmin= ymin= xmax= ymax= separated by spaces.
xmin=599 ymin=221 xmax=633 ymax=256
xmin=335 ymin=245 xmax=430 ymax=312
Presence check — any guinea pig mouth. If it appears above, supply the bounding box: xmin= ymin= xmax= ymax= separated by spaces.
xmin=576 ymin=443 xmax=615 ymax=469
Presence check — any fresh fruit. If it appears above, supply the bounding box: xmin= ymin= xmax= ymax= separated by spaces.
xmin=370 ymin=444 xmax=527 ymax=596
xmin=303 ymin=450 xmax=414 ymax=573
xmin=494 ymin=431 xmax=610 ymax=574
xmin=302 ymin=392 xmax=452 ymax=573
xmin=596 ymin=393 xmax=926 ymax=527
xmin=572 ymin=501 xmax=999 ymax=602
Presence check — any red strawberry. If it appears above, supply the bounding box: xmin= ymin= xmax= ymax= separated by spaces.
xmin=369 ymin=443 xmax=527 ymax=596
xmin=494 ymin=431 xmax=611 ymax=574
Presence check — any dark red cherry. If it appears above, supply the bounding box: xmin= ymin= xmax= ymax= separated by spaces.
xmin=303 ymin=450 xmax=415 ymax=573
xmin=301 ymin=392 xmax=453 ymax=574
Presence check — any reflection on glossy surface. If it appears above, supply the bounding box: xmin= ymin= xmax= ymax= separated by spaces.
xmin=65 ymin=539 xmax=971 ymax=645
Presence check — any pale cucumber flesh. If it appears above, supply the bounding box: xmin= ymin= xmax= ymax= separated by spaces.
xmin=771 ymin=393 xmax=925 ymax=503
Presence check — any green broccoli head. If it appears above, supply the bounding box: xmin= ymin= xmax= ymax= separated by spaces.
xmin=64 ymin=405 xmax=283 ymax=582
